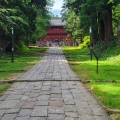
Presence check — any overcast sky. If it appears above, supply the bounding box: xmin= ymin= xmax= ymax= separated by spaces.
xmin=51 ymin=0 xmax=64 ymax=17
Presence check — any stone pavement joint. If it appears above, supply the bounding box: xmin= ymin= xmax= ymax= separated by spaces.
xmin=0 ymin=47 xmax=111 ymax=120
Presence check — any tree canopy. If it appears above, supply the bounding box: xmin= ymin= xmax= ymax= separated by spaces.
xmin=62 ymin=0 xmax=120 ymax=46
xmin=0 ymin=0 xmax=54 ymax=47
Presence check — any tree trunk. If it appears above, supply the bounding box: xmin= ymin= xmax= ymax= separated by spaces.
xmin=107 ymin=4 xmax=113 ymax=41
xmin=116 ymin=20 xmax=120 ymax=44
xmin=103 ymin=3 xmax=113 ymax=47
xmin=104 ymin=17 xmax=108 ymax=47
xmin=98 ymin=12 xmax=105 ymax=41
xmin=92 ymin=13 xmax=99 ymax=43
xmin=0 ymin=29 xmax=2 ymax=46
xmin=0 ymin=29 xmax=5 ymax=46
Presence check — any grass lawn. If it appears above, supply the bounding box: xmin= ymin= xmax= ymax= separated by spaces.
xmin=0 ymin=82 xmax=12 ymax=94
xmin=62 ymin=46 xmax=120 ymax=82
xmin=0 ymin=46 xmax=48 ymax=93
xmin=62 ymin=46 xmax=120 ymax=118
xmin=89 ymin=82 xmax=120 ymax=108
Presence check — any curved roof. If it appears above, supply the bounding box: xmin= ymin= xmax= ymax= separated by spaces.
xmin=50 ymin=18 xmax=66 ymax=26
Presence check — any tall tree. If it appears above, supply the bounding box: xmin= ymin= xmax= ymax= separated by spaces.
xmin=113 ymin=4 xmax=120 ymax=43
xmin=62 ymin=0 xmax=120 ymax=47
xmin=62 ymin=0 xmax=82 ymax=45
xmin=31 ymin=0 xmax=54 ymax=43
xmin=61 ymin=9 xmax=81 ymax=45
xmin=0 ymin=0 xmax=53 ymax=48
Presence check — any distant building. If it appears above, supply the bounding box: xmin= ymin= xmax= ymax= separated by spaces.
xmin=38 ymin=18 xmax=71 ymax=47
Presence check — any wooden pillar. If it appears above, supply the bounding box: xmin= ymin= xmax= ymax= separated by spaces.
xmin=45 ymin=38 xmax=48 ymax=46
xmin=53 ymin=38 xmax=55 ymax=46
xmin=67 ymin=36 xmax=72 ymax=46
xmin=58 ymin=38 xmax=59 ymax=46
xmin=39 ymin=36 xmax=43 ymax=47
xmin=49 ymin=38 xmax=51 ymax=46
xmin=53 ymin=38 xmax=55 ymax=43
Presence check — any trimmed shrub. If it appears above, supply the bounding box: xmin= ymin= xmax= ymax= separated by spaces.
xmin=79 ymin=36 xmax=90 ymax=49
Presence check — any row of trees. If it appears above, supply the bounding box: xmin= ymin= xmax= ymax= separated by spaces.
xmin=0 ymin=0 xmax=53 ymax=49
xmin=62 ymin=0 xmax=120 ymax=47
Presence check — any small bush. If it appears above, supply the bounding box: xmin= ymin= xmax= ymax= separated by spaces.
xmin=79 ymin=36 xmax=90 ymax=49
xmin=15 ymin=41 xmax=30 ymax=53
xmin=83 ymin=36 xmax=90 ymax=43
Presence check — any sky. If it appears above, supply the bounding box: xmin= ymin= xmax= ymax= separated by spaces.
xmin=51 ymin=0 xmax=64 ymax=17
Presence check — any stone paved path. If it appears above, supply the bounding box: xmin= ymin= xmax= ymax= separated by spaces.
xmin=19 ymin=47 xmax=79 ymax=81
xmin=0 ymin=47 xmax=111 ymax=120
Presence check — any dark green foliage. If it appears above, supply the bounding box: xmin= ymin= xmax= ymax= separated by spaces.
xmin=113 ymin=4 xmax=120 ymax=33
xmin=0 ymin=46 xmax=48 ymax=94
xmin=31 ymin=0 xmax=47 ymax=7
xmin=62 ymin=0 xmax=120 ymax=47
xmin=0 ymin=0 xmax=53 ymax=50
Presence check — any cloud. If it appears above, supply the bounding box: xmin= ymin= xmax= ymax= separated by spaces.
xmin=52 ymin=0 xmax=63 ymax=11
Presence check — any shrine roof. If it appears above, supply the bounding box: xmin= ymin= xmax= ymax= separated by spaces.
xmin=50 ymin=18 xmax=66 ymax=26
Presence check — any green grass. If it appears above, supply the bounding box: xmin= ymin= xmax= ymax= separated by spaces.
xmin=0 ymin=46 xmax=48 ymax=94
xmin=0 ymin=82 xmax=12 ymax=94
xmin=62 ymin=46 xmax=120 ymax=82
xmin=118 ymin=114 xmax=120 ymax=120
xmin=0 ymin=47 xmax=47 ymax=79
xmin=89 ymin=82 xmax=120 ymax=109
xmin=61 ymin=45 xmax=120 ymax=116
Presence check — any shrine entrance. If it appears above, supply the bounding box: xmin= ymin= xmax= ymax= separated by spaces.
xmin=37 ymin=18 xmax=72 ymax=47
xmin=54 ymin=38 xmax=59 ymax=46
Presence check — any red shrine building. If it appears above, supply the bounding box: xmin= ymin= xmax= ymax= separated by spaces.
xmin=38 ymin=18 xmax=71 ymax=47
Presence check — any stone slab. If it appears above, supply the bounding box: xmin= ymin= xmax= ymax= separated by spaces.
xmin=31 ymin=106 xmax=47 ymax=117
